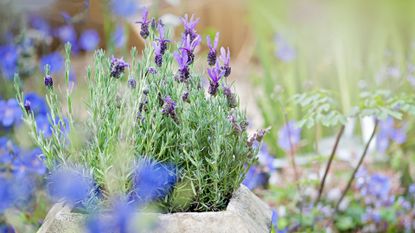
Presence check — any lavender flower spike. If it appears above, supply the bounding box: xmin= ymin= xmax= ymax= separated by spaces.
xmin=162 ymin=96 xmax=177 ymax=122
xmin=156 ymin=23 xmax=170 ymax=55
xmin=207 ymin=62 xmax=224 ymax=96
xmin=110 ymin=56 xmax=129 ymax=79
xmin=220 ymin=47 xmax=231 ymax=77
xmin=174 ymin=51 xmax=190 ymax=82
xmin=207 ymin=32 xmax=220 ymax=66
xmin=180 ymin=34 xmax=201 ymax=65
xmin=181 ymin=14 xmax=200 ymax=42
xmin=44 ymin=75 xmax=53 ymax=88
xmin=136 ymin=8 xmax=150 ymax=39
xmin=153 ymin=42 xmax=163 ymax=67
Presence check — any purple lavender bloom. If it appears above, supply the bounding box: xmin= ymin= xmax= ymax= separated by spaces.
xmin=136 ymin=8 xmax=150 ymax=39
xmin=182 ymin=91 xmax=189 ymax=102
xmin=207 ymin=62 xmax=224 ymax=96
xmin=111 ymin=25 xmax=126 ymax=48
xmin=40 ymin=52 xmax=64 ymax=74
xmin=181 ymin=14 xmax=200 ymax=42
xmin=219 ymin=47 xmax=231 ymax=77
xmin=146 ymin=67 xmax=157 ymax=75
xmin=0 ymin=99 xmax=22 ymax=128
xmin=132 ymin=159 xmax=177 ymax=203
xmin=174 ymin=51 xmax=190 ymax=82
xmin=80 ymin=29 xmax=100 ymax=51
xmin=0 ymin=44 xmax=19 ymax=80
xmin=207 ymin=32 xmax=220 ymax=66
xmin=180 ymin=34 xmax=201 ymax=65
xmin=44 ymin=75 xmax=53 ymax=88
xmin=278 ymin=121 xmax=301 ymax=152
xmin=55 ymin=24 xmax=77 ymax=45
xmin=48 ymin=166 xmax=95 ymax=205
xmin=156 ymin=23 xmax=170 ymax=55
xmin=128 ymin=78 xmax=137 ymax=89
xmin=161 ymin=96 xmax=177 ymax=121
xmin=110 ymin=0 xmax=139 ymax=17
xmin=152 ymin=42 xmax=163 ymax=67
xmin=24 ymin=92 xmax=48 ymax=116
xmin=274 ymin=33 xmax=296 ymax=62
xmin=223 ymin=85 xmax=237 ymax=108
xmin=110 ymin=56 xmax=129 ymax=78
xmin=24 ymin=100 xmax=31 ymax=113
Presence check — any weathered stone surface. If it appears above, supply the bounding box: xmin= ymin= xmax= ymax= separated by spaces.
xmin=37 ymin=185 xmax=272 ymax=233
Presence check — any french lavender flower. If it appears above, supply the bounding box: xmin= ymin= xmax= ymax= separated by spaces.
xmin=278 ymin=121 xmax=301 ymax=152
xmin=128 ymin=78 xmax=137 ymax=89
xmin=40 ymin=52 xmax=64 ymax=74
xmin=161 ymin=96 xmax=177 ymax=122
xmin=156 ymin=23 xmax=170 ymax=55
xmin=228 ymin=113 xmax=242 ymax=134
xmin=207 ymin=62 xmax=224 ymax=96
xmin=174 ymin=51 xmax=190 ymax=82
xmin=152 ymin=41 xmax=163 ymax=67
xmin=219 ymin=47 xmax=231 ymax=77
xmin=79 ymin=29 xmax=100 ymax=51
xmin=180 ymin=34 xmax=201 ymax=65
xmin=247 ymin=128 xmax=270 ymax=147
xmin=110 ymin=56 xmax=129 ymax=78
xmin=223 ymin=85 xmax=237 ymax=108
xmin=181 ymin=14 xmax=200 ymax=42
xmin=207 ymin=32 xmax=220 ymax=66
xmin=182 ymin=91 xmax=189 ymax=102
xmin=132 ymin=159 xmax=177 ymax=203
xmin=24 ymin=100 xmax=31 ymax=112
xmin=0 ymin=99 xmax=23 ymax=128
xmin=136 ymin=8 xmax=150 ymax=39
xmin=47 ymin=166 xmax=95 ymax=205
xmin=44 ymin=75 xmax=53 ymax=88
xmin=146 ymin=67 xmax=157 ymax=76
xmin=274 ymin=33 xmax=296 ymax=62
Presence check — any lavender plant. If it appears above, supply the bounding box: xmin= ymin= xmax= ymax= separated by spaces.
xmin=15 ymin=13 xmax=262 ymax=213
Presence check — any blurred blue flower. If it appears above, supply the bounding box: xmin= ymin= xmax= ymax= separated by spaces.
xmin=409 ymin=184 xmax=415 ymax=197
xmin=112 ymin=25 xmax=126 ymax=48
xmin=0 ymin=44 xmax=19 ymax=80
xmin=40 ymin=52 xmax=64 ymax=74
xmin=47 ymin=166 xmax=95 ymax=205
xmin=0 ymin=177 xmax=14 ymax=213
xmin=132 ymin=159 xmax=177 ymax=204
xmin=55 ymin=24 xmax=77 ymax=45
xmin=0 ymin=99 xmax=23 ymax=128
xmin=30 ymin=15 xmax=51 ymax=36
xmin=376 ymin=117 xmax=407 ymax=153
xmin=35 ymin=115 xmax=70 ymax=138
xmin=80 ymin=29 xmax=100 ymax=51
xmin=368 ymin=174 xmax=390 ymax=201
xmin=110 ymin=0 xmax=139 ymax=17
xmin=274 ymin=33 xmax=296 ymax=62
xmin=257 ymin=144 xmax=275 ymax=172
xmin=14 ymin=148 xmax=46 ymax=176
xmin=242 ymin=165 xmax=269 ymax=190
xmin=24 ymin=92 xmax=48 ymax=116
xmin=278 ymin=121 xmax=301 ymax=152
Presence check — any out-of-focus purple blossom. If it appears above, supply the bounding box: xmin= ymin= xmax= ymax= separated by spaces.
xmin=30 ymin=15 xmax=51 ymax=36
xmin=136 ymin=8 xmax=150 ymax=39
xmin=274 ymin=33 xmax=296 ymax=62
xmin=40 ymin=52 xmax=64 ymax=74
xmin=219 ymin=47 xmax=231 ymax=77
xmin=367 ymin=174 xmax=390 ymax=201
xmin=376 ymin=117 xmax=407 ymax=153
xmin=24 ymin=92 xmax=48 ymax=116
xmin=0 ymin=99 xmax=22 ymax=128
xmin=110 ymin=56 xmax=129 ymax=78
xmin=182 ymin=91 xmax=189 ymax=102
xmin=24 ymin=100 xmax=31 ymax=113
xmin=223 ymin=85 xmax=237 ymax=108
xmin=180 ymin=34 xmax=201 ymax=65
xmin=156 ymin=23 xmax=170 ymax=55
xmin=55 ymin=24 xmax=77 ymax=45
xmin=132 ymin=159 xmax=177 ymax=204
xmin=35 ymin=115 xmax=70 ymax=138
xmin=111 ymin=25 xmax=126 ymax=48
xmin=48 ymin=166 xmax=95 ymax=205
xmin=0 ymin=44 xmax=19 ymax=80
xmin=0 ymin=177 xmax=14 ymax=213
xmin=161 ymin=96 xmax=177 ymax=121
xmin=110 ymin=0 xmax=139 ymax=17
xmin=387 ymin=66 xmax=400 ymax=79
xmin=242 ymin=165 xmax=269 ymax=190
xmin=181 ymin=14 xmax=200 ymax=42
xmin=152 ymin=42 xmax=163 ymax=67
xmin=146 ymin=67 xmax=157 ymax=75
xmin=207 ymin=32 xmax=220 ymax=66
xmin=174 ymin=51 xmax=190 ymax=82
xmin=257 ymin=144 xmax=275 ymax=172
xmin=408 ymin=75 xmax=415 ymax=87
xmin=278 ymin=121 xmax=301 ymax=152
xmin=207 ymin=62 xmax=224 ymax=96
xmin=79 ymin=29 xmax=100 ymax=51
xmin=408 ymin=184 xmax=415 ymax=197
xmin=247 ymin=128 xmax=270 ymax=147
xmin=128 ymin=78 xmax=137 ymax=89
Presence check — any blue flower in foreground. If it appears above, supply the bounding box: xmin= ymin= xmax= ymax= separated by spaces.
xmin=0 ymin=99 xmax=23 ymax=128
xmin=80 ymin=29 xmax=100 ymax=51
xmin=24 ymin=92 xmax=48 ymax=116
xmin=40 ymin=52 xmax=64 ymax=74
xmin=274 ymin=33 xmax=296 ymax=62
xmin=110 ymin=0 xmax=139 ymax=17
xmin=278 ymin=121 xmax=301 ymax=152
xmin=0 ymin=44 xmax=19 ymax=80
xmin=48 ymin=166 xmax=95 ymax=205
xmin=132 ymin=159 xmax=177 ymax=204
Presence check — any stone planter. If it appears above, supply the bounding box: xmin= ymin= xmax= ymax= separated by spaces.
xmin=37 ymin=185 xmax=272 ymax=233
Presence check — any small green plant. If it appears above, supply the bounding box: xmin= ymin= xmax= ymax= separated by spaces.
xmin=15 ymin=13 xmax=263 ymax=212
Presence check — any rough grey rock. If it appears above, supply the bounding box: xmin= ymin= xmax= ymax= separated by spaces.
xmin=37 ymin=185 xmax=272 ymax=233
